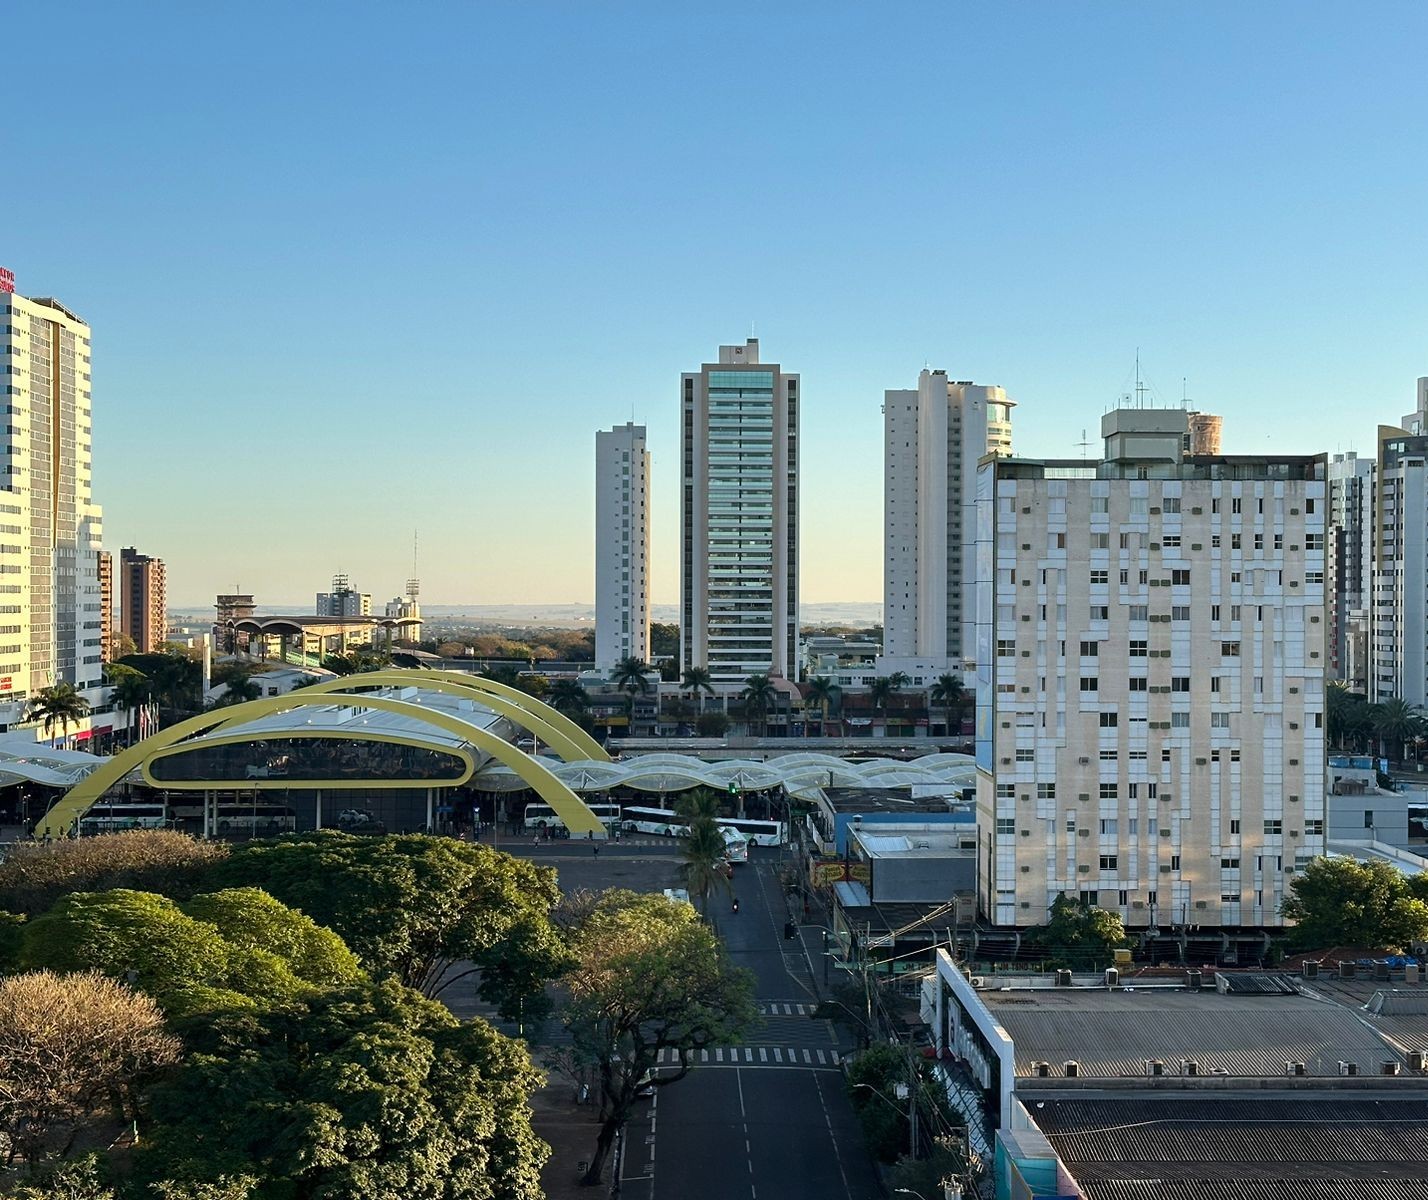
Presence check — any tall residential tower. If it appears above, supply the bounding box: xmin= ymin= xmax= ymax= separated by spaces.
xmin=681 ymin=339 xmax=798 ymax=684
xmin=0 ymin=278 xmax=105 ymax=724
xmin=595 ymin=422 xmax=650 ymax=670
xmin=882 ymin=370 xmax=1013 ymax=682
xmin=120 ymin=547 xmax=167 ymax=654
xmin=975 ymin=408 xmax=1326 ymax=929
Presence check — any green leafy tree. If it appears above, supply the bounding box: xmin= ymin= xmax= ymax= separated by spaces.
xmin=104 ymin=667 xmax=153 ymax=745
xmin=181 ymin=888 xmax=363 ymax=988
xmin=846 ymin=1043 xmax=913 ymax=1161
xmin=650 ymin=622 xmax=679 ymax=661
xmin=212 ymin=675 xmax=261 ymax=707
xmin=930 ymin=672 xmax=966 ymax=736
xmin=695 ymin=711 xmax=730 ymax=737
xmin=119 ymin=652 xmax=203 ymax=717
xmin=1026 ymin=894 xmax=1129 ymax=968
xmin=1281 ymin=855 xmax=1428 ymax=950
xmin=202 ymin=833 xmax=568 ymax=1017
xmin=27 ymin=683 xmax=91 ymax=747
xmin=18 ymin=888 xmax=361 ymax=1016
xmin=0 ymin=830 xmax=229 ymax=917
xmin=804 ymin=676 xmax=840 ymax=736
xmin=562 ymin=890 xmax=756 ymax=1185
xmin=132 ymin=980 xmax=547 ymax=1200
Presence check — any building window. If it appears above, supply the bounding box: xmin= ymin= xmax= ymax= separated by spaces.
xmin=1080 ymin=640 xmax=1099 ymax=657
xmin=1099 ymin=854 xmax=1118 ymax=870
xmin=997 ymin=639 xmax=1016 ymax=657
xmin=1221 ymin=857 xmax=1240 ymax=869
xmin=1015 ymin=748 xmax=1034 ymax=762
xmin=1265 ymin=820 xmax=1283 ymax=835
xmin=1090 ymin=606 xmax=1109 ymax=621
xmin=1090 ymin=570 xmax=1109 ymax=585
xmin=1221 ymin=641 xmax=1240 ymax=657
xmin=1171 ymin=676 xmax=1191 ymax=692
xmin=996 ymin=818 xmax=1015 ymax=835
xmin=1091 ymin=533 xmax=1110 ymax=549
xmin=1100 ymin=784 xmax=1117 ymax=799
xmin=1080 ymin=677 xmax=1098 ymax=692
xmin=1099 ymin=712 xmax=1118 ymax=728
xmin=1038 ymin=783 xmax=1056 ymax=799
xmin=1171 ymin=569 xmax=1191 ymax=585
xmin=1128 ymin=677 xmax=1148 ymax=691
xmin=1172 ymin=605 xmax=1190 ymax=621
xmin=1099 ymin=818 xmax=1118 ymax=834
xmin=1128 ymin=640 xmax=1148 ymax=658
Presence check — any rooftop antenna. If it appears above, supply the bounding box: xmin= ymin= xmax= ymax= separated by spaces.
xmin=1134 ymin=348 xmax=1149 ymax=409
xmin=406 ymin=531 xmax=420 ymax=602
xmin=1181 ymin=376 xmax=1191 ymax=410
xmin=1076 ymin=428 xmax=1092 ymax=464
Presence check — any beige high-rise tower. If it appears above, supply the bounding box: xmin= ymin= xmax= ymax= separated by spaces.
xmin=0 ymin=276 xmax=105 ymax=723
xmin=120 ymin=547 xmax=167 ymax=654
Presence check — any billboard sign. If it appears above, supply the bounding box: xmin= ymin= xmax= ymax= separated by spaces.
xmin=0 ymin=267 xmax=13 ymax=294
xmin=1408 ymin=807 xmax=1428 ymax=845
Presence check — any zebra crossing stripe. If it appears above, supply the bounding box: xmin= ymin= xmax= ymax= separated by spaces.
xmin=773 ymin=1048 xmax=784 ymax=1063
xmin=802 ymin=1049 xmax=812 ymax=1064
xmin=715 ymin=1048 xmax=723 ymax=1062
xmin=759 ymin=1048 xmax=767 ymax=1063
xmin=744 ymin=1048 xmax=753 ymax=1062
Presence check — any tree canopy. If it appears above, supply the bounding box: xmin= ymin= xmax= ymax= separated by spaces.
xmin=19 ymin=888 xmax=363 ymax=1016
xmin=1025 ymin=894 xmax=1129 ymax=967
xmin=200 ymin=833 xmax=568 ymax=1017
xmin=562 ymin=889 xmax=756 ymax=1184
xmin=132 ymin=979 xmax=547 ymax=1200
xmin=0 ymin=830 xmax=229 ymax=917
xmin=1281 ymin=856 xmax=1428 ymax=950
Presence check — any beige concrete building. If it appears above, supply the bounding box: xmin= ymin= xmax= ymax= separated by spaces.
xmin=0 ymin=283 xmax=105 ymax=725
xmin=974 ymin=409 xmax=1327 ymax=929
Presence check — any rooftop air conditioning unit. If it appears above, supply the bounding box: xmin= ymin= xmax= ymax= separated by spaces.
xmin=1063 ymin=1060 xmax=1079 ymax=1077
xmin=1078 ymin=757 xmax=1090 ymax=765
xmin=1410 ymin=1051 xmax=1426 ymax=1072
xmin=970 ymin=976 xmax=986 ymax=988
xmin=1286 ymin=1062 xmax=1306 ymax=1076
xmin=1182 ymin=1060 xmax=1200 ymax=1077
xmin=1382 ymin=1060 xmax=1402 ymax=1076
xmin=1302 ymin=961 xmax=1320 ymax=979
xmin=1055 ymin=969 xmax=1073 ymax=987
xmin=1146 ymin=1059 xmax=1165 ymax=1076
xmin=1339 ymin=1061 xmax=1359 ymax=1076
xmin=1034 ymin=1061 xmax=1052 ymax=1077
xmin=1104 ymin=967 xmax=1119 ymax=988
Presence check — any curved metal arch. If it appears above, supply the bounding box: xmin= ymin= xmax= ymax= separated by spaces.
xmin=36 ymin=693 xmax=606 ymax=839
xmin=215 ymin=671 xmax=596 ymax=764
xmin=413 ymin=669 xmax=610 ymax=762
xmin=140 ymin=729 xmax=477 ymax=791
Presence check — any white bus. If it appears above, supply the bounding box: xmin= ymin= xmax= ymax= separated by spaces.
xmin=618 ymin=806 xmax=756 ymax=860
xmin=77 ymin=801 xmax=169 ymax=836
xmin=719 ymin=817 xmax=786 ymax=847
xmin=720 ymin=828 xmax=750 ymax=864
xmin=523 ymin=801 xmax=621 ymax=833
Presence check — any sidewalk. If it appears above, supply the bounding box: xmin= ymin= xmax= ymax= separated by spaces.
xmin=531 ymin=1076 xmax=606 ymax=1200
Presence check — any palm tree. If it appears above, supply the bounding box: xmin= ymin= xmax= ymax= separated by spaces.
xmin=931 ymin=673 xmax=966 ymax=737
xmin=548 ymin=679 xmax=591 ymax=715
xmin=681 ymin=667 xmax=715 ymax=715
xmin=675 ymin=787 xmax=724 ymax=824
xmin=215 ymin=675 xmax=262 ymax=707
xmin=28 ymin=682 xmax=91 ymax=748
xmin=740 ymin=674 xmax=777 ymax=737
xmin=613 ymin=656 xmax=653 ymax=696
xmin=805 ymin=677 xmax=840 ymax=737
xmin=1372 ymin=698 xmax=1425 ymax=764
xmin=679 ymin=816 xmax=733 ymax=919
xmin=104 ymin=666 xmax=152 ymax=746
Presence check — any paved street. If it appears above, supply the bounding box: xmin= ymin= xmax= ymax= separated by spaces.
xmin=620 ymin=851 xmax=884 ymax=1200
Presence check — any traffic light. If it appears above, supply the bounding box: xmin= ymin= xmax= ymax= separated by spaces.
xmin=783 ymin=920 xmax=797 ymax=940
xmin=728 ymin=781 xmax=740 ymax=797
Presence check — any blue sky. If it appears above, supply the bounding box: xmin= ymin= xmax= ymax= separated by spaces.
xmin=7 ymin=2 xmax=1428 ymax=607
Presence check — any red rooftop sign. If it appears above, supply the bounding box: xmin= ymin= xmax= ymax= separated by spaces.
xmin=0 ymin=268 xmax=13 ymax=294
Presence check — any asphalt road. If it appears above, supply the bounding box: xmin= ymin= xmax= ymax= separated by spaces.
xmin=620 ymin=851 xmax=883 ymax=1200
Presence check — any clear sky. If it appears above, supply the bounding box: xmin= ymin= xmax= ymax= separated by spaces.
xmin=7 ymin=2 xmax=1428 ymax=608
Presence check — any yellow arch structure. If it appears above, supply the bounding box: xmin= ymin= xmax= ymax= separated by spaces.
xmin=36 ymin=692 xmax=606 ymax=839
xmin=209 ymin=671 xmax=598 ymax=764
xmin=411 ymin=669 xmax=610 ymax=762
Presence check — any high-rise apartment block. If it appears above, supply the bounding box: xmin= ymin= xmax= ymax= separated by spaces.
xmin=0 ymin=279 xmax=105 ymax=720
xmin=317 ymin=574 xmax=371 ymax=617
xmin=97 ymin=550 xmax=113 ymax=662
xmin=1327 ymin=452 xmax=1375 ymax=692
xmin=974 ymin=408 xmax=1327 ymax=929
xmin=882 ymin=370 xmax=1013 ymax=682
xmin=681 ymin=339 xmax=798 ymax=683
xmin=595 ymin=422 xmax=650 ymax=670
xmin=1371 ymin=383 xmax=1428 ymax=706
xmin=120 ymin=547 xmax=167 ymax=653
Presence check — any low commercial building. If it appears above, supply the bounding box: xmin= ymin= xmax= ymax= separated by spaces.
xmin=927 ymin=954 xmax=1428 ymax=1198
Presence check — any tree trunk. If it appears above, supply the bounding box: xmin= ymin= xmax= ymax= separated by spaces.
xmin=581 ymin=1113 xmax=621 ymax=1185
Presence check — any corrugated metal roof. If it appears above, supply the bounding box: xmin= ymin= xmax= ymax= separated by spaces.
xmin=1032 ymin=1094 xmax=1428 ymax=1200
xmin=994 ymin=992 xmax=1401 ymax=1077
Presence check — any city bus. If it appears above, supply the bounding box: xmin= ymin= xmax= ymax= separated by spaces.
xmin=718 ymin=817 xmax=786 ymax=847
xmin=165 ymin=799 xmax=298 ymax=837
xmin=618 ymin=806 xmax=754 ymax=861
xmin=523 ymin=801 xmax=622 ymax=834
xmin=77 ymin=801 xmax=170 ymax=836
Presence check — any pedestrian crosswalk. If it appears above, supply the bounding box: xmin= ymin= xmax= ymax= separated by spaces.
xmin=654 ymin=1045 xmax=842 ymax=1068
xmin=757 ymin=1001 xmax=815 ymax=1017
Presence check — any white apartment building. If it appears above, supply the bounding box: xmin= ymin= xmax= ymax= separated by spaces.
xmin=974 ymin=409 xmax=1327 ymax=929
xmin=316 ymin=575 xmax=371 ymax=617
xmin=0 ymin=280 xmax=106 ymax=729
xmin=1327 ymin=451 xmax=1374 ymax=692
xmin=882 ymin=370 xmax=1013 ymax=684
xmin=681 ymin=339 xmax=798 ymax=684
xmin=595 ymin=422 xmax=650 ymax=670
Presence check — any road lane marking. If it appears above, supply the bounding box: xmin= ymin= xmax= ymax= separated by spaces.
xmin=814 ymin=1070 xmax=855 ymax=1199
xmin=759 ymin=1047 xmax=767 ymax=1062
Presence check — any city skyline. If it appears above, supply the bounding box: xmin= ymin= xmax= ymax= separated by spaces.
xmin=7 ymin=2 xmax=1428 ymax=607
